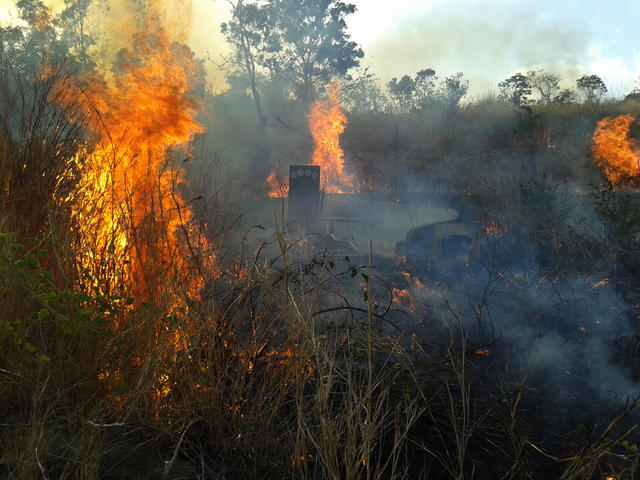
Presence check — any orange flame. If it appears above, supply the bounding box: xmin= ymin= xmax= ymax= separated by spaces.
xmin=50 ymin=10 xmax=217 ymax=410
xmin=63 ymin=26 xmax=212 ymax=301
xmin=267 ymin=172 xmax=289 ymax=198
xmin=592 ymin=114 xmax=640 ymax=186
xmin=393 ymin=287 xmax=416 ymax=313
xmin=483 ymin=217 xmax=507 ymax=236
xmin=308 ymin=83 xmax=355 ymax=193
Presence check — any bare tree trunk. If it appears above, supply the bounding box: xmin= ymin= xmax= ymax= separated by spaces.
xmin=240 ymin=32 xmax=266 ymax=133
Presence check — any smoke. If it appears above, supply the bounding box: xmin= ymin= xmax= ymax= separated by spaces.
xmin=362 ymin=0 xmax=589 ymax=94
xmin=494 ymin=274 xmax=638 ymax=408
xmin=67 ymin=0 xmax=228 ymax=89
xmin=402 ymin=221 xmax=640 ymax=410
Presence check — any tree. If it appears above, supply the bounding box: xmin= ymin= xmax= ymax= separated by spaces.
xmin=440 ymin=72 xmax=468 ymax=111
xmin=2 ymin=0 xmax=67 ymax=74
xmin=262 ymin=0 xmax=363 ymax=105
xmin=414 ymin=68 xmax=438 ymax=108
xmin=552 ymin=88 xmax=577 ymax=104
xmin=339 ymin=67 xmax=386 ymax=113
xmin=387 ymin=74 xmax=415 ymax=113
xmin=58 ymin=0 xmax=95 ymax=70
xmin=221 ymin=0 xmax=270 ymax=132
xmin=498 ymin=72 xmax=531 ymax=107
xmin=624 ymin=89 xmax=640 ymax=103
xmin=386 ymin=68 xmax=439 ymax=113
xmin=1 ymin=0 xmax=96 ymax=76
xmin=527 ymin=69 xmax=560 ymax=104
xmin=576 ymin=74 xmax=607 ymax=103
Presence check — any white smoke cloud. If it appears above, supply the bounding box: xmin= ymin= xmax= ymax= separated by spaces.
xmin=353 ymin=0 xmax=637 ymax=97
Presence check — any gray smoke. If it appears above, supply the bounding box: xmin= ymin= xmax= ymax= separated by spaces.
xmin=363 ymin=0 xmax=589 ymax=95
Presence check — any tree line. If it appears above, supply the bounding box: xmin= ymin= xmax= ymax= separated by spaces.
xmin=1 ymin=0 xmax=636 ymax=128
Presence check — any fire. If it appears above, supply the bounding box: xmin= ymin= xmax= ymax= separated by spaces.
xmin=49 ymin=3 xmax=215 ymax=411
xmin=266 ymin=83 xmax=354 ymax=196
xmin=64 ymin=25 xmax=211 ymax=301
xmin=411 ymin=276 xmax=428 ymax=291
xmin=392 ymin=266 xmax=431 ymax=315
xmin=483 ymin=217 xmax=507 ymax=236
xmin=592 ymin=277 xmax=610 ymax=289
xmin=393 ymin=287 xmax=415 ymax=313
xmin=267 ymin=172 xmax=289 ymax=198
xmin=308 ymin=83 xmax=355 ymax=193
xmin=290 ymin=453 xmax=314 ymax=468
xmin=592 ymin=114 xmax=640 ymax=186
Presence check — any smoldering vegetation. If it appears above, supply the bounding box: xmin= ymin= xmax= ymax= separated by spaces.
xmin=1 ymin=1 xmax=640 ymax=479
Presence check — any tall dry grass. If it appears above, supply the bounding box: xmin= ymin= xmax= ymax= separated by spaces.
xmin=1 ymin=55 xmax=639 ymax=480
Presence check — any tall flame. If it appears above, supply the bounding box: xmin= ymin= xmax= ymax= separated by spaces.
xmin=50 ymin=4 xmax=217 ymax=412
xmin=62 ymin=14 xmax=211 ymax=302
xmin=592 ymin=114 xmax=640 ymax=186
xmin=265 ymin=83 xmax=354 ymax=196
xmin=308 ymin=83 xmax=354 ymax=193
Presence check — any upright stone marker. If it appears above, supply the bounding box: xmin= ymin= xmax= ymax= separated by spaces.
xmin=288 ymin=165 xmax=320 ymax=233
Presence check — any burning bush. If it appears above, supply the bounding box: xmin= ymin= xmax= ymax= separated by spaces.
xmin=592 ymin=114 xmax=640 ymax=187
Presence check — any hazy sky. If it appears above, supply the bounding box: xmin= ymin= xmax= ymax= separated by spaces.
xmin=1 ymin=0 xmax=638 ymax=97
xmin=349 ymin=0 xmax=640 ymax=97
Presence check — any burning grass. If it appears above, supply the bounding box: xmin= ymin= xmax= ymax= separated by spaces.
xmin=267 ymin=82 xmax=357 ymax=197
xmin=592 ymin=115 xmax=640 ymax=187
xmin=2 ymin=19 xmax=640 ymax=480
xmin=2 ymin=65 xmax=640 ymax=476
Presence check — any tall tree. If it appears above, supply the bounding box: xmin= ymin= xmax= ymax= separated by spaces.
xmin=440 ymin=72 xmax=469 ymax=111
xmin=263 ymin=0 xmax=363 ymax=105
xmin=576 ymin=74 xmax=607 ymax=103
xmin=414 ymin=68 xmax=438 ymax=108
xmin=386 ymin=68 xmax=438 ymax=113
xmin=498 ymin=72 xmax=531 ymax=107
xmin=339 ymin=67 xmax=385 ymax=113
xmin=4 ymin=0 xmax=67 ymax=74
xmin=221 ymin=0 xmax=269 ymax=132
xmin=387 ymin=74 xmax=415 ymax=113
xmin=527 ymin=69 xmax=560 ymax=104
xmin=58 ymin=0 xmax=95 ymax=70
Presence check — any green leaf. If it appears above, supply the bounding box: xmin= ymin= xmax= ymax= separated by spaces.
xmin=10 ymin=243 xmax=24 ymax=252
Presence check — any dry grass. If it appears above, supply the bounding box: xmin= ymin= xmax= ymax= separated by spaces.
xmin=2 ymin=57 xmax=640 ymax=480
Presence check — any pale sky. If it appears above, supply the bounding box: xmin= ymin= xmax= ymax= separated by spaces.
xmin=1 ymin=0 xmax=639 ymax=97
xmin=349 ymin=0 xmax=640 ymax=97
